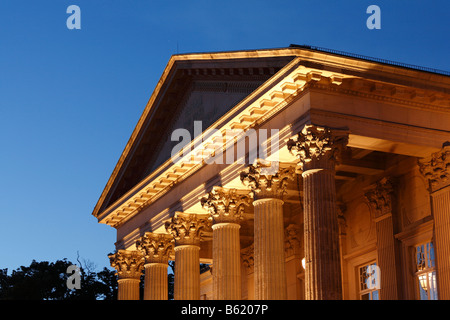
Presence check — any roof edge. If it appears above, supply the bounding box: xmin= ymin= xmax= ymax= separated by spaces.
xmin=92 ymin=45 xmax=450 ymax=219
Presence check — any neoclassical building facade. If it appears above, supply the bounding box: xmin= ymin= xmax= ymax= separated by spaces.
xmin=93 ymin=46 xmax=450 ymax=300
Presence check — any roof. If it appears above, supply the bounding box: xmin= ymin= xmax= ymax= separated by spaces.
xmin=92 ymin=45 xmax=450 ymax=222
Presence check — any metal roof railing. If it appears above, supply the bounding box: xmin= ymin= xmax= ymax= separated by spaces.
xmin=289 ymin=44 xmax=450 ymax=77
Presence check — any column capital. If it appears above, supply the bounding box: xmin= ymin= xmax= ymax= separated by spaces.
xmin=418 ymin=143 xmax=450 ymax=192
xmin=241 ymin=244 xmax=254 ymax=274
xmin=240 ymin=160 xmax=295 ymax=200
xmin=108 ymin=250 xmax=145 ymax=280
xmin=200 ymin=186 xmax=251 ymax=224
xmin=364 ymin=177 xmax=394 ymax=218
xmin=285 ymin=224 xmax=302 ymax=257
xmin=287 ymin=124 xmax=349 ymax=171
xmin=165 ymin=212 xmax=211 ymax=246
xmin=136 ymin=232 xmax=174 ymax=264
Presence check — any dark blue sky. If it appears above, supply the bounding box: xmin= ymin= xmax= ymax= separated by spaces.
xmin=0 ymin=0 xmax=449 ymax=273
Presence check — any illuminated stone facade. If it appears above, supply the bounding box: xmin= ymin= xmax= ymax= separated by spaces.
xmin=97 ymin=47 xmax=450 ymax=300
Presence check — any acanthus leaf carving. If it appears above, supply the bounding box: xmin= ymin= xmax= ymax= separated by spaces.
xmin=364 ymin=177 xmax=394 ymax=218
xmin=164 ymin=212 xmax=211 ymax=246
xmin=287 ymin=124 xmax=349 ymax=171
xmin=240 ymin=160 xmax=295 ymax=200
xmin=418 ymin=144 xmax=450 ymax=192
xmin=108 ymin=249 xmax=145 ymax=280
xmin=136 ymin=232 xmax=174 ymax=264
xmin=200 ymin=186 xmax=251 ymax=224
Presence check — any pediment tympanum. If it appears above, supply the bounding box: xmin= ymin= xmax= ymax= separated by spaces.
xmin=94 ymin=53 xmax=295 ymax=216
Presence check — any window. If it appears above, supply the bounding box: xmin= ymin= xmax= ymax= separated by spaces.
xmin=359 ymin=262 xmax=379 ymax=300
xmin=415 ymin=241 xmax=438 ymax=300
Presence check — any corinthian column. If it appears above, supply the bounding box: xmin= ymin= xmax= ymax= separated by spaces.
xmin=287 ymin=124 xmax=348 ymax=300
xmin=136 ymin=232 xmax=174 ymax=300
xmin=201 ymin=186 xmax=251 ymax=300
xmin=364 ymin=177 xmax=400 ymax=300
xmin=109 ymin=250 xmax=145 ymax=300
xmin=165 ymin=212 xmax=210 ymax=300
xmin=419 ymin=143 xmax=450 ymax=299
xmin=240 ymin=160 xmax=295 ymax=300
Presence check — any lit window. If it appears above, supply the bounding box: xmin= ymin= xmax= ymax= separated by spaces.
xmin=415 ymin=242 xmax=438 ymax=300
xmin=359 ymin=262 xmax=379 ymax=300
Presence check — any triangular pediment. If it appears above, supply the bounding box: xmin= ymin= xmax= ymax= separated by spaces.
xmin=93 ymin=46 xmax=450 ymax=224
xmin=93 ymin=52 xmax=296 ymax=216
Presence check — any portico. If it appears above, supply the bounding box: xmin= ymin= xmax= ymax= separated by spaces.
xmin=95 ymin=46 xmax=450 ymax=300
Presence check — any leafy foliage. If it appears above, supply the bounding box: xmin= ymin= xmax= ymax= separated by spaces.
xmin=0 ymin=258 xmax=117 ymax=300
xmin=0 ymin=257 xmax=181 ymax=300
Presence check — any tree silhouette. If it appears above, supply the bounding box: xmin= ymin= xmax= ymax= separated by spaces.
xmin=0 ymin=258 xmax=190 ymax=300
xmin=0 ymin=258 xmax=117 ymax=300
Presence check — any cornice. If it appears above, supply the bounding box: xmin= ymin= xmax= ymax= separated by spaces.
xmin=309 ymin=109 xmax=450 ymax=142
xmin=394 ymin=218 xmax=434 ymax=242
xmin=309 ymin=81 xmax=450 ymax=114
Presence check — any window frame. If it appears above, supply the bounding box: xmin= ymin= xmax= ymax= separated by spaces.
xmin=414 ymin=241 xmax=438 ymax=300
xmin=395 ymin=219 xmax=437 ymax=300
xmin=358 ymin=261 xmax=380 ymax=300
xmin=344 ymin=247 xmax=378 ymax=300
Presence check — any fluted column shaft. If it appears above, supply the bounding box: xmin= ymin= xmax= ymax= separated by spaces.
xmin=419 ymin=144 xmax=450 ymax=299
xmin=288 ymin=124 xmax=348 ymax=300
xmin=174 ymin=245 xmax=200 ymax=300
xmin=240 ymin=163 xmax=295 ymax=300
xmin=432 ymin=187 xmax=450 ymax=299
xmin=117 ymin=279 xmax=140 ymax=300
xmin=365 ymin=178 xmax=400 ymax=300
xmin=144 ymin=263 xmax=169 ymax=300
xmin=136 ymin=232 xmax=173 ymax=300
xmin=165 ymin=212 xmax=210 ymax=301
xmin=253 ymin=198 xmax=287 ymax=300
xmin=212 ymin=223 xmax=241 ymax=300
xmin=374 ymin=215 xmax=399 ymax=299
xmin=201 ymin=186 xmax=250 ymax=300
xmin=302 ymin=166 xmax=342 ymax=300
